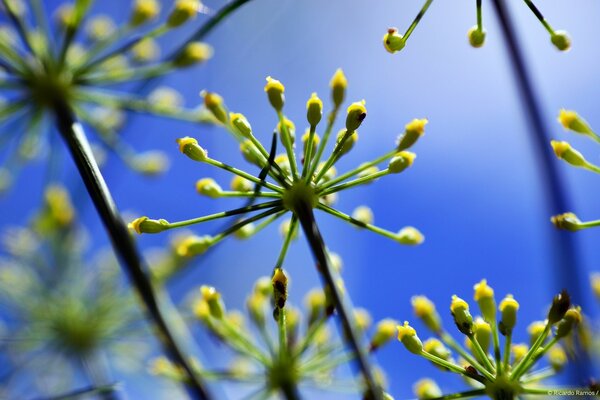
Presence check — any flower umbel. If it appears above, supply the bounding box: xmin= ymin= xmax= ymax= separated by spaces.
xmin=400 ymin=280 xmax=590 ymax=399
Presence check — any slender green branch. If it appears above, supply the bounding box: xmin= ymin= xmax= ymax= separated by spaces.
xmin=317 ymin=204 xmax=398 ymax=241
xmin=403 ymin=0 xmax=435 ymax=42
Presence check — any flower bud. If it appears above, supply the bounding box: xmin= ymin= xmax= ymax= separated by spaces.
xmin=397 ymin=321 xmax=423 ymax=354
xmin=354 ymin=308 xmax=372 ymax=332
xmin=592 ymin=273 xmax=600 ymax=301
xmin=558 ymin=109 xmax=594 ymax=135
xmin=528 ymin=321 xmax=546 ymax=346
xmin=279 ymin=218 xmax=299 ymax=240
xmin=275 ymin=154 xmax=291 ymax=176
xmin=471 ymin=317 xmax=492 ymax=354
xmin=423 ymin=338 xmax=451 ymax=361
xmin=131 ymin=38 xmax=160 ymax=63
xmin=130 ymin=0 xmax=160 ymax=26
xmin=352 ymin=206 xmax=374 ymax=226
xmin=548 ymin=290 xmax=570 ymax=324
xmin=555 ymin=307 xmax=582 ymax=338
xmin=468 ymin=26 xmax=486 ymax=48
xmin=246 ymin=293 xmax=266 ymax=327
xmin=240 ymin=140 xmax=263 ymax=166
xmin=551 ymin=30 xmax=571 ymax=51
xmin=129 ymin=216 xmax=169 ymax=234
xmin=304 ymin=288 xmax=325 ymax=326
xmin=357 ymin=164 xmax=380 ymax=179
xmin=176 ymin=137 xmax=208 ymax=162
xmin=55 ymin=4 xmax=76 ymax=30
xmin=473 ymin=279 xmax=496 ymax=323
xmin=383 ymin=28 xmax=405 ymax=53
xmin=230 ymin=113 xmax=252 ymax=138
xmin=201 ymin=285 xmax=225 ymax=319
xmin=335 ymin=129 xmax=358 ymax=156
xmin=550 ymin=212 xmax=582 ymax=232
xmin=330 ymin=69 xmax=347 ymax=108
xmin=396 ymin=227 xmax=424 ymax=245
xmin=175 ymin=235 xmax=212 ymax=257
xmin=397 ymin=119 xmax=428 ymax=151
xmin=551 ymin=140 xmax=588 ymax=168
xmin=413 ymin=378 xmax=442 ymax=399
xmin=369 ymin=319 xmax=397 ymax=351
xmin=230 ymin=175 xmax=253 ymax=192
xmin=193 ymin=299 xmax=210 ymax=323
xmin=306 ymin=92 xmax=323 ymax=126
xmin=254 ymin=276 xmax=272 ymax=297
xmin=132 ymin=151 xmax=169 ymax=175
xmin=272 ymin=268 xmax=288 ymax=311
xmin=277 ymin=117 xmax=296 ymax=145
xmin=511 ymin=343 xmax=528 ymax=364
xmin=167 ymin=0 xmax=200 ymax=27
xmin=547 ymin=345 xmax=567 ymax=371
xmin=201 ymin=91 xmax=228 ymax=124
xmin=411 ymin=296 xmax=442 ymax=333
xmin=174 ymin=42 xmax=213 ymax=68
xmin=234 ymin=223 xmax=255 ymax=239
xmin=264 ymin=76 xmax=285 ymax=111
xmin=345 ymin=100 xmax=367 ymax=132
xmin=44 ymin=185 xmax=75 ymax=227
xmin=86 ymin=15 xmax=116 ymax=42
xmin=388 ymin=151 xmax=416 ymax=173
xmin=451 ymin=295 xmax=473 ymax=335
xmin=498 ymin=294 xmax=519 ymax=335
xmin=302 ymin=130 xmax=320 ymax=157
xmin=196 ymin=178 xmax=222 ymax=198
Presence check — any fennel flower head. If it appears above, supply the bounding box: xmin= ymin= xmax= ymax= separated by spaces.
xmin=0 ymin=0 xmax=214 ymax=192
xmin=0 ymin=184 xmax=145 ymax=398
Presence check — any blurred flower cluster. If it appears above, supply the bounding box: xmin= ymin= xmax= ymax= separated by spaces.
xmin=0 ymin=0 xmax=213 ymax=192
xmin=397 ymin=280 xmax=591 ymax=399
xmin=0 ymin=185 xmax=145 ymax=398
xmin=383 ymin=0 xmax=571 ymax=53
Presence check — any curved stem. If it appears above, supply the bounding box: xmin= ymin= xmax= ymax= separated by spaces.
xmin=51 ymin=99 xmax=212 ymax=400
xmin=294 ymin=203 xmax=383 ymax=400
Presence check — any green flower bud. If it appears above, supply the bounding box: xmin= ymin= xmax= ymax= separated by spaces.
xmin=551 ymin=140 xmax=588 ymax=168
xmin=550 ymin=212 xmax=582 ymax=232
xmin=128 ymin=216 xmax=169 ymax=234
xmin=383 ymin=28 xmax=405 ymax=53
xmin=397 ymin=119 xmax=428 ymax=151
xmin=352 ymin=206 xmax=374 ymax=226
xmin=548 ymin=290 xmax=570 ymax=324
xmin=551 ymin=30 xmax=571 ymax=51
xmin=411 ymin=296 xmax=442 ymax=333
xmin=301 ymin=130 xmax=320 ymax=157
xmin=230 ymin=113 xmax=253 ymax=138
xmin=396 ymin=227 xmax=424 ymax=245
xmin=264 ymin=76 xmax=285 ymax=111
xmin=388 ymin=151 xmax=416 ymax=173
xmin=130 ymin=0 xmax=160 ymax=26
xmin=201 ymin=285 xmax=225 ymax=319
xmin=174 ymin=42 xmax=213 ymax=67
xmin=413 ymin=378 xmax=442 ymax=399
xmin=468 ymin=26 xmax=486 ymax=48
xmin=547 ymin=345 xmax=567 ymax=371
xmin=196 ymin=178 xmax=222 ymax=198
xmin=131 ymin=38 xmax=160 ymax=63
xmin=201 ymin=91 xmax=228 ymax=124
xmin=246 ymin=293 xmax=266 ymax=327
xmin=234 ymin=223 xmax=255 ymax=239
xmin=357 ymin=164 xmax=380 ymax=179
xmin=528 ymin=321 xmax=546 ymax=346
xmin=167 ymin=0 xmax=200 ymax=28
xmin=304 ymin=288 xmax=325 ymax=326
xmin=277 ymin=117 xmax=296 ymax=145
xmin=558 ymin=109 xmax=594 ymax=135
xmin=306 ymin=92 xmax=323 ymax=126
xmin=473 ymin=279 xmax=496 ymax=323
xmin=345 ymin=100 xmax=367 ymax=132
xmin=230 ymin=176 xmax=253 ymax=192
xmin=240 ymin=140 xmax=262 ymax=166
xmin=423 ymin=338 xmax=451 ymax=361
xmin=330 ymin=69 xmax=347 ymax=108
xmin=175 ymin=235 xmax=212 ymax=257
xmin=397 ymin=321 xmax=423 ymax=354
xmin=132 ymin=151 xmax=169 ymax=175
xmin=555 ymin=307 xmax=582 ymax=338
xmin=86 ymin=15 xmax=116 ymax=42
xmin=472 ymin=317 xmax=492 ymax=354
xmin=498 ymin=294 xmax=519 ymax=335
xmin=511 ymin=343 xmax=528 ymax=364
xmin=177 ymin=137 xmax=208 ymax=162
xmin=354 ymin=308 xmax=372 ymax=332
xmin=254 ymin=276 xmax=272 ymax=297
xmin=451 ymin=295 xmax=473 ymax=335
xmin=336 ymin=129 xmax=358 ymax=156
xmin=149 ymin=87 xmax=183 ymax=111
xmin=370 ymin=319 xmax=398 ymax=351
xmin=279 ymin=218 xmax=299 ymax=240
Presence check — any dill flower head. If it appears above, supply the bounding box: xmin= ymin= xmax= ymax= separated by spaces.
xmin=0 ymin=0 xmax=214 ymax=191
xmin=0 ymin=185 xmax=145 ymax=398
xmin=397 ymin=279 xmax=591 ymax=400
xmin=382 ymin=0 xmax=571 ymax=53
xmin=130 ymin=70 xmax=426 ymax=270
xmin=150 ymin=271 xmax=393 ymax=398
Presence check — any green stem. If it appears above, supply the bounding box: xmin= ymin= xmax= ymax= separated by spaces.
xmin=274 ymin=216 xmax=297 ymax=268
xmin=522 ymin=366 xmax=556 ymax=383
xmin=503 ymin=332 xmax=512 ymax=372
xmin=211 ymin=206 xmax=285 ymax=243
xmin=302 ymin=124 xmax=317 ymax=179
xmin=467 ymin=333 xmax=496 ymax=374
xmin=318 ymin=169 xmax=389 ymax=196
xmin=277 ymin=111 xmax=300 ymax=180
xmin=204 ymin=157 xmax=283 ymax=193
xmin=317 ymin=150 xmax=396 ymax=191
xmin=476 ymin=0 xmax=483 ymax=31
xmin=439 ymin=331 xmax=492 ymax=380
xmin=317 ymin=204 xmax=399 ymax=241
xmin=421 ymin=350 xmax=488 ymax=383
xmin=511 ymin=324 xmax=550 ymax=380
xmin=426 ymin=389 xmax=486 ymax=400
xmin=491 ymin=321 xmax=502 ymax=375
xmin=403 ymin=0 xmax=435 ymax=42
xmin=522 ymin=0 xmax=555 ymax=35
xmin=306 ymin=106 xmax=340 ymax=180
xmin=313 ymin=129 xmax=356 ymax=184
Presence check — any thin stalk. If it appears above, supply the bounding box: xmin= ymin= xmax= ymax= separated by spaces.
xmin=491 ymin=0 xmax=592 ymax=382
xmin=30 ymin=384 xmax=120 ymax=400
xmin=403 ymin=0 xmax=434 ymax=42
xmin=426 ymin=389 xmax=486 ymax=400
xmin=503 ymin=332 xmax=512 ymax=371
xmin=51 ymin=98 xmax=212 ymax=400
xmin=294 ymin=202 xmax=383 ymax=400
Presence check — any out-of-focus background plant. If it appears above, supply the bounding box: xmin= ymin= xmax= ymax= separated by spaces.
xmin=1 ymin=0 xmax=600 ymax=399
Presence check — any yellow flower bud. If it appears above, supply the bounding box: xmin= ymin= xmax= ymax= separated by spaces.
xmin=450 ymin=295 xmax=473 ymax=335
xmin=306 ymin=92 xmax=323 ymax=126
xmin=548 ymin=290 xmax=570 ymax=324
xmin=130 ymin=0 xmax=160 ymax=26
xmin=55 ymin=4 xmax=76 ymax=30
xmin=423 ymin=338 xmax=451 ymax=361
xmin=330 ymin=69 xmax=347 ymax=108
xmin=279 ymin=218 xmax=299 ymax=240
xmin=396 ymin=226 xmax=424 ymax=245
xmin=551 ymin=30 xmax=571 ymax=51
xmin=397 ymin=321 xmax=423 ymax=354
xmin=128 ymin=216 xmax=169 ymax=234
xmin=551 ymin=140 xmax=588 ymax=168
xmin=383 ymin=28 xmax=405 ymax=53
xmin=230 ymin=175 xmax=253 ymax=192
xmin=527 ymin=321 xmax=546 ymax=346
xmin=388 ymin=151 xmax=416 ymax=173
xmin=131 ymin=37 xmax=161 ymax=63
xmin=411 ymin=296 xmax=442 ymax=333
xmin=550 ymin=212 xmax=582 ymax=232
xmin=472 ymin=317 xmax=492 ymax=354
xmin=201 ymin=91 xmax=228 ymax=124
xmin=132 ymin=151 xmax=169 ymax=176
xmin=511 ymin=343 xmax=528 ymax=364
xmin=468 ymin=26 xmax=486 ymax=48
xmin=304 ymin=288 xmax=326 ymax=326
xmin=473 ymin=279 xmax=496 ymax=323
xmin=397 ymin=118 xmax=428 ymax=151
xmin=558 ymin=109 xmax=594 ymax=135
xmin=234 ymin=223 xmax=255 ymax=239
xmin=354 ymin=308 xmax=372 ymax=332
xmin=555 ymin=307 xmax=582 ymax=338
xmin=174 ymin=42 xmax=213 ymax=68
xmin=547 ymin=345 xmax=567 ymax=371
xmin=357 ymin=164 xmax=380 ymax=179
xmin=44 ymin=185 xmax=75 ymax=227
xmin=254 ymin=276 xmax=272 ymax=297
xmin=277 ymin=117 xmax=296 ymax=145
xmin=192 ymin=298 xmax=210 ymax=322
xmin=200 ymin=285 xmax=225 ymax=319
xmin=264 ymin=76 xmax=285 ymax=111
xmin=345 ymin=100 xmax=367 ymax=132
xmin=196 ymin=178 xmax=222 ymax=198
xmin=86 ymin=15 xmax=116 ymax=42
xmin=334 ymin=129 xmax=358 ymax=156
xmin=246 ymin=292 xmax=266 ymax=327
xmin=167 ymin=0 xmax=200 ymax=27
xmin=498 ymin=294 xmax=519 ymax=335
xmin=230 ymin=112 xmax=252 ymax=138
xmin=275 ymin=154 xmax=291 ymax=176
xmin=240 ymin=140 xmax=263 ymax=166
xmin=591 ymin=273 xmax=600 ymax=300
xmin=413 ymin=378 xmax=442 ymax=399
xmin=370 ymin=319 xmax=397 ymax=351
xmin=175 ymin=235 xmax=212 ymax=257
xmin=352 ymin=206 xmax=374 ymax=226
xmin=272 ymin=268 xmax=288 ymax=310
